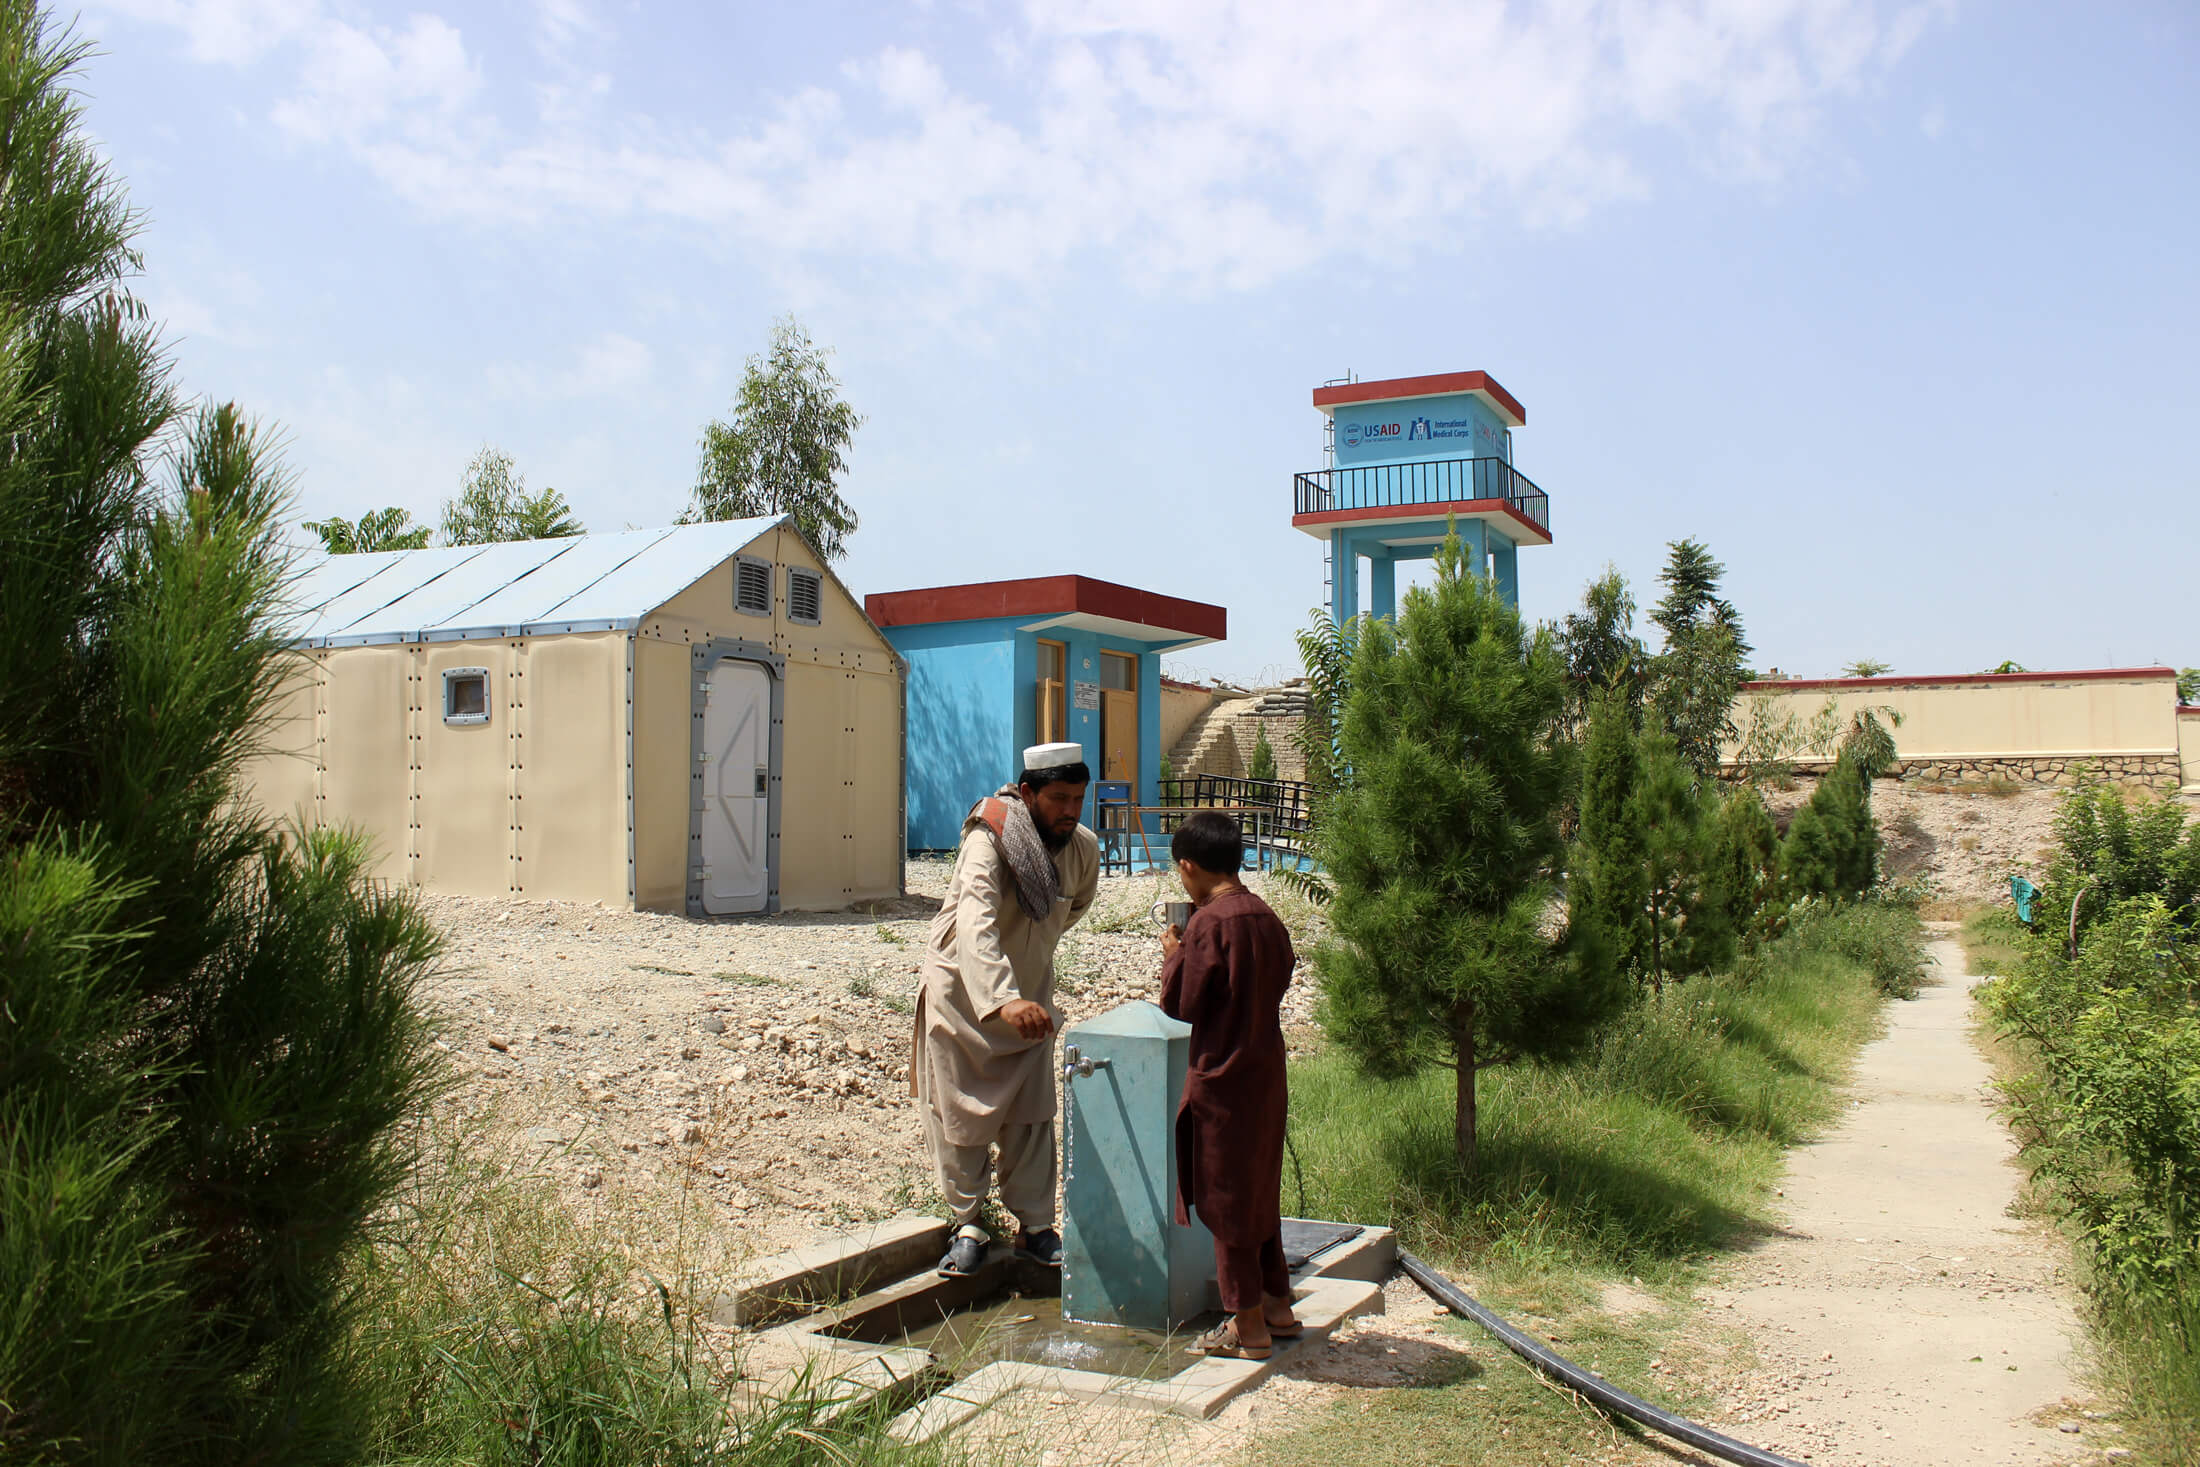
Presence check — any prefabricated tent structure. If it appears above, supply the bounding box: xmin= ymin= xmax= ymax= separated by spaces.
xmin=248 ymin=517 xmax=905 ymax=915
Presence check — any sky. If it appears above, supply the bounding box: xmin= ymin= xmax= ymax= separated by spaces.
xmin=83 ymin=0 xmax=2200 ymax=685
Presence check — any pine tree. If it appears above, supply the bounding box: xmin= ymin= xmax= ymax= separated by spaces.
xmin=1310 ymin=528 xmax=1625 ymax=1173
xmin=1633 ymin=730 xmax=1728 ymax=993
xmin=1708 ymin=783 xmax=1782 ymax=945
xmin=1647 ymin=538 xmax=1752 ymax=780
xmin=1572 ymin=686 xmax=1650 ymax=978
xmin=1247 ymin=724 xmax=1278 ymax=782
xmin=0 ymin=8 xmax=442 ymax=1458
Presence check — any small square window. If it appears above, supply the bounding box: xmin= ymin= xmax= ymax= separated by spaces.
xmin=788 ymin=567 xmax=822 ymax=626
xmin=442 ymin=667 xmax=490 ymax=725
xmin=734 ymin=557 xmax=771 ymax=616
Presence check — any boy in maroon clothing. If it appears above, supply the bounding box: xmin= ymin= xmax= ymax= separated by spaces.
xmin=1158 ymin=812 xmax=1302 ymax=1360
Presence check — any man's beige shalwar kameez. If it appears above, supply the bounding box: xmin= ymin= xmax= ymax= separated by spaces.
xmin=914 ymin=820 xmax=1099 ymax=1230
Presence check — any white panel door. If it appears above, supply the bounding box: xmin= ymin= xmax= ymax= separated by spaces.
xmin=701 ymin=660 xmax=771 ymax=915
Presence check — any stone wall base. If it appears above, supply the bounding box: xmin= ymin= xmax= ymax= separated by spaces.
xmin=1893 ymin=754 xmax=2181 ymax=792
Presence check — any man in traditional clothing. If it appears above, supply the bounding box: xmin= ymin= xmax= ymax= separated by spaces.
xmin=915 ymin=742 xmax=1099 ymax=1277
xmin=1158 ymin=811 xmax=1302 ymax=1360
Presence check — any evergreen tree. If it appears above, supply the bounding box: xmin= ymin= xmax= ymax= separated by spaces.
xmin=1247 ymin=724 xmax=1278 ymax=782
xmin=1310 ymin=528 xmax=1625 ymax=1173
xmin=0 ymin=9 xmax=442 ymax=1458
xmin=1572 ymin=686 xmax=1650 ymax=978
xmin=684 ymin=315 xmax=863 ymax=561
xmin=1647 ymin=538 xmax=1752 ymax=781
xmin=1633 ymin=730 xmax=1730 ymax=993
xmin=302 ymin=504 xmax=431 ymax=553
xmin=1708 ymin=783 xmax=1782 ymax=945
xmin=1781 ymin=749 xmax=1879 ymax=900
xmin=441 ymin=445 xmax=583 ymax=544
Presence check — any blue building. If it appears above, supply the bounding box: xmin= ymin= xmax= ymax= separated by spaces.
xmin=865 ymin=577 xmax=1227 ymax=851
xmin=1291 ymin=370 xmax=1552 ymax=622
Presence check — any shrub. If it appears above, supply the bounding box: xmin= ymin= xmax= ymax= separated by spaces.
xmin=1247 ymin=724 xmax=1278 ymax=782
xmin=1780 ymin=899 xmax=1926 ymax=998
xmin=0 ymin=8 xmax=443 ymax=1459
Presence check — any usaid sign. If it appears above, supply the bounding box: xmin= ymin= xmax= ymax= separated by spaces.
xmin=1335 ymin=395 xmax=1508 ymax=465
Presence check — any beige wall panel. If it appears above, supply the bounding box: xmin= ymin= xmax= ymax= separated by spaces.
xmin=415 ymin=642 xmax=516 ymax=899
xmin=640 ymin=524 xmax=907 ymax=913
xmin=850 ymin=669 xmax=905 ymax=901
xmin=777 ymin=658 xmax=847 ymax=912
xmin=240 ymin=650 xmax=322 ymax=831
xmin=1727 ymin=673 xmax=2181 ymax=764
xmin=515 ymin=632 xmax=629 ymax=905
xmin=641 ymin=526 xmax=901 ymax=677
xmin=319 ymin=644 xmax=416 ymax=885
xmin=632 ymin=635 xmax=692 ymax=913
xmin=2181 ymin=712 xmax=2200 ymax=791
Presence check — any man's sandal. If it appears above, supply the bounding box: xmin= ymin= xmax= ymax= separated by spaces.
xmin=1265 ymin=1318 xmax=1305 ymax=1340
xmin=1191 ymin=1320 xmax=1273 ymax=1361
xmin=937 ymin=1225 xmax=990 ymax=1278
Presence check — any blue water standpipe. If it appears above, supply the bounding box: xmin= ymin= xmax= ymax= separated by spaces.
xmin=1396 ymin=1251 xmax=1811 ymax=1467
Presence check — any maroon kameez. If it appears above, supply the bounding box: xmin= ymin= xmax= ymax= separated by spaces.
xmin=1159 ymin=888 xmax=1296 ymax=1310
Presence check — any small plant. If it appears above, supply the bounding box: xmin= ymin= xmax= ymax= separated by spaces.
xmin=874 ymin=923 xmax=905 ymax=946
xmin=847 ymin=972 xmax=876 ymax=1000
xmin=1247 ymin=724 xmax=1278 ymax=782
xmin=1842 ymin=658 xmax=1893 ymax=678
xmin=711 ymin=971 xmax=783 ymax=988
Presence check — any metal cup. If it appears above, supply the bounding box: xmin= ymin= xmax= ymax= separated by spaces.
xmin=1150 ymin=899 xmax=1195 ymax=931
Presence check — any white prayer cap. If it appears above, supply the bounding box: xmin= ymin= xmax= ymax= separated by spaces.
xmin=1023 ymin=742 xmax=1087 ymax=771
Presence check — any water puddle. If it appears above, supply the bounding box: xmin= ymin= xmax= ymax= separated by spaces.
xmin=836 ymin=1289 xmax=1217 ymax=1379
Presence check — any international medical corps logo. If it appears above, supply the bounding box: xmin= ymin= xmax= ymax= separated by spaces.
xmin=1408 ymin=417 xmax=1431 ymax=441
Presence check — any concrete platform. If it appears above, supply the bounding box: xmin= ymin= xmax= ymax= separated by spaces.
xmin=720 ymin=1217 xmax=1395 ymax=1440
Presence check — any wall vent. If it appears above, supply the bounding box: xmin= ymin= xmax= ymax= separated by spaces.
xmin=734 ymin=556 xmax=772 ymax=616
xmin=788 ymin=567 xmax=822 ymax=626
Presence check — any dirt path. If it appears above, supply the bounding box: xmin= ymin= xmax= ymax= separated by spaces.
xmin=1690 ymin=933 xmax=2091 ymax=1465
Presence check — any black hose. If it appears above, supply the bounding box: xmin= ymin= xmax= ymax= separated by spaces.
xmin=1396 ymin=1250 xmax=1809 ymax=1467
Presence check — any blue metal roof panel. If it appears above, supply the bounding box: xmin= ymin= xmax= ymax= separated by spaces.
xmin=281 ymin=518 xmax=787 ymax=646
xmin=436 ymin=527 xmax=677 ymax=634
xmin=523 ymin=516 xmax=780 ymax=630
xmin=299 ymin=545 xmax=493 ymax=642
xmin=357 ymin=538 xmax=578 ymax=637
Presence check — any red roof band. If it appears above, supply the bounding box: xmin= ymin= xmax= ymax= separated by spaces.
xmin=865 ymin=575 xmax=1227 ymax=644
xmin=1312 ymin=370 xmax=1526 ymax=427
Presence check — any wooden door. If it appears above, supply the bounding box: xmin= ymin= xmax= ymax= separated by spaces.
xmin=1036 ymin=639 xmax=1067 ymax=744
xmin=1100 ymin=652 xmax=1138 ymax=784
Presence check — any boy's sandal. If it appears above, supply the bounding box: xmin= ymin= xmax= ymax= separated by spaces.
xmin=1265 ymin=1319 xmax=1305 ymax=1340
xmin=1192 ymin=1321 xmax=1272 ymax=1360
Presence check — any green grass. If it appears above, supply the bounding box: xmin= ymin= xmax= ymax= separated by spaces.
xmin=1255 ymin=903 xmax=1904 ymax=1465
xmin=351 ymin=1111 xmax=957 ymax=1465
xmin=1958 ymin=905 xmax=2028 ymax=977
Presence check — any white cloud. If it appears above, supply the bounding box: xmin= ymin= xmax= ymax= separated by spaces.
xmin=484 ymin=332 xmax=654 ymax=400
xmin=126 ymin=0 xmax=1953 ymax=293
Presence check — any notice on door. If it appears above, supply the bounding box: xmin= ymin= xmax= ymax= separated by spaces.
xmin=1072 ymin=681 xmax=1100 ymax=711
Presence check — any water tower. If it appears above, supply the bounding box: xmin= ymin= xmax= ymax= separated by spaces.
xmin=1292 ymin=370 xmax=1551 ymax=623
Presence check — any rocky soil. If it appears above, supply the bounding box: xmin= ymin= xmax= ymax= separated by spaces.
xmin=420 ymin=860 xmax=1324 ymax=1264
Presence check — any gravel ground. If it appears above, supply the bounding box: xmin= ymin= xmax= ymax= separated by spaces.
xmin=421 ymin=859 xmax=1325 ymax=1264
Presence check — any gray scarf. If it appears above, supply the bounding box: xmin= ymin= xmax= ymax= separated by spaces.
xmin=968 ymin=785 xmax=1060 ymax=920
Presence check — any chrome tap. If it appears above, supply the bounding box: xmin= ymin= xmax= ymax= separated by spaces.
xmin=1062 ymin=1043 xmax=1110 ymax=1081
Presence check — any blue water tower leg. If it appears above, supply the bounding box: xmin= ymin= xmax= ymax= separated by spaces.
xmin=1490 ymin=536 xmax=1518 ymax=607
xmin=1329 ymin=529 xmax=1358 ymax=627
xmin=1369 ymin=554 xmax=1396 ymax=622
